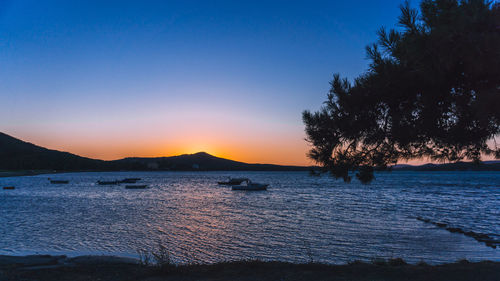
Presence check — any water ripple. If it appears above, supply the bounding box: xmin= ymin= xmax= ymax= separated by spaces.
xmin=0 ymin=171 xmax=499 ymax=264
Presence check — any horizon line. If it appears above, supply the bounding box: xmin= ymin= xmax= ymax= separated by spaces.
xmin=2 ymin=131 xmax=497 ymax=168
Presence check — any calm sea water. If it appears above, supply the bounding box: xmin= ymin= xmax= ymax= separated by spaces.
xmin=0 ymin=171 xmax=499 ymax=264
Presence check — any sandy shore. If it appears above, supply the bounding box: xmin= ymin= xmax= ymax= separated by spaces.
xmin=0 ymin=255 xmax=499 ymax=281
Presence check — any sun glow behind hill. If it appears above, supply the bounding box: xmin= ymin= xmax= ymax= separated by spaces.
xmin=0 ymin=1 xmax=407 ymax=167
xmin=0 ymin=1 xmax=497 ymax=167
xmin=3 ymin=122 xmax=310 ymax=166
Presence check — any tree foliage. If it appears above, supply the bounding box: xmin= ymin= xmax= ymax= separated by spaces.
xmin=303 ymin=0 xmax=500 ymax=183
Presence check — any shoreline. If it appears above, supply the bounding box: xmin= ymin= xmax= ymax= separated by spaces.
xmin=1 ymin=255 xmax=499 ymax=281
xmin=0 ymin=170 xmax=312 ymax=179
xmin=2 ymin=169 xmax=499 ymax=180
xmin=0 ymin=170 xmax=58 ymax=178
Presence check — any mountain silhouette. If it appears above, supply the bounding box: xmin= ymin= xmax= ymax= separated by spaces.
xmin=116 ymin=151 xmax=307 ymax=171
xmin=0 ymin=132 xmax=308 ymax=171
xmin=2 ymin=132 xmax=497 ymax=172
xmin=0 ymin=132 xmax=107 ymax=170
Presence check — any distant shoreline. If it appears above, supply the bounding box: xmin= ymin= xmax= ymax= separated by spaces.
xmin=0 ymin=170 xmax=57 ymax=178
xmin=1 ymin=254 xmax=499 ymax=281
xmin=2 ymin=168 xmax=500 ymax=179
xmin=0 ymin=169 xmax=313 ymax=179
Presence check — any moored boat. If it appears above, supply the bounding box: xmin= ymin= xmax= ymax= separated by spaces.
xmin=120 ymin=178 xmax=141 ymax=183
xmin=3 ymin=186 xmax=15 ymax=190
xmin=50 ymin=180 xmax=69 ymax=184
xmin=97 ymin=180 xmax=120 ymax=185
xmin=125 ymin=185 xmax=148 ymax=189
xmin=231 ymin=180 xmax=268 ymax=191
xmin=218 ymin=177 xmax=249 ymax=185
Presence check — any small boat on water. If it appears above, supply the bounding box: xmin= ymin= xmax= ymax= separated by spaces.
xmin=50 ymin=180 xmax=69 ymax=184
xmin=218 ymin=177 xmax=249 ymax=185
xmin=125 ymin=185 xmax=148 ymax=189
xmin=231 ymin=179 xmax=268 ymax=191
xmin=3 ymin=186 xmax=15 ymax=190
xmin=120 ymin=178 xmax=141 ymax=183
xmin=97 ymin=180 xmax=120 ymax=185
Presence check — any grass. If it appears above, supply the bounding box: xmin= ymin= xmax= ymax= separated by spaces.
xmin=137 ymin=243 xmax=176 ymax=273
xmin=2 ymin=245 xmax=498 ymax=280
xmin=1 ymin=255 xmax=499 ymax=281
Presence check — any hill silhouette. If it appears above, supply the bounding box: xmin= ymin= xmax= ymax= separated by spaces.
xmin=115 ymin=152 xmax=307 ymax=171
xmin=2 ymin=132 xmax=498 ymax=172
xmin=392 ymin=161 xmax=500 ymax=171
xmin=0 ymin=132 xmax=108 ymax=170
xmin=0 ymin=132 xmax=308 ymax=171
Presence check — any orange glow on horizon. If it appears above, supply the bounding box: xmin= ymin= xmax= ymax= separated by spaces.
xmin=7 ymin=129 xmax=494 ymax=167
xmin=7 ymin=129 xmax=312 ymax=166
xmin=72 ymin=142 xmax=312 ymax=166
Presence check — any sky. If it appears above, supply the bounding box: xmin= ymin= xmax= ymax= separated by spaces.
xmin=0 ymin=0 xmax=408 ymax=165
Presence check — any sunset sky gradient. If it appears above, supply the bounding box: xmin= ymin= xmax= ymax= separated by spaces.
xmin=1 ymin=1 xmax=414 ymax=165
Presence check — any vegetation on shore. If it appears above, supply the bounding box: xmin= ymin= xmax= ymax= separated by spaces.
xmin=1 ymin=254 xmax=499 ymax=281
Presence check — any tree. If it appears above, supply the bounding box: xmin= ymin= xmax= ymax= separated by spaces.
xmin=303 ymin=0 xmax=500 ymax=183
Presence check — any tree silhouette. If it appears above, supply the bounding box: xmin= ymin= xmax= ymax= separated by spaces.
xmin=303 ymin=0 xmax=500 ymax=183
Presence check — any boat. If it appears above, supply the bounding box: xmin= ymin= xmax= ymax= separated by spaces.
xmin=3 ymin=186 xmax=15 ymax=190
xmin=231 ymin=180 xmax=268 ymax=191
xmin=120 ymin=178 xmax=141 ymax=183
xmin=97 ymin=180 xmax=120 ymax=185
xmin=218 ymin=177 xmax=249 ymax=185
xmin=125 ymin=185 xmax=148 ymax=189
xmin=50 ymin=180 xmax=69 ymax=184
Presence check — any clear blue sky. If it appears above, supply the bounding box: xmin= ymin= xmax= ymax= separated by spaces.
xmin=0 ymin=0 xmax=406 ymax=164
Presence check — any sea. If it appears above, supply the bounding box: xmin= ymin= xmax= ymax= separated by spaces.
xmin=0 ymin=171 xmax=499 ymax=264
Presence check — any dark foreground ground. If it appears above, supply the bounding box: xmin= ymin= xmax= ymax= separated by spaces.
xmin=0 ymin=255 xmax=499 ymax=281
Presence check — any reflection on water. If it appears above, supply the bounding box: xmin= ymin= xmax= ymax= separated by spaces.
xmin=0 ymin=171 xmax=499 ymax=264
